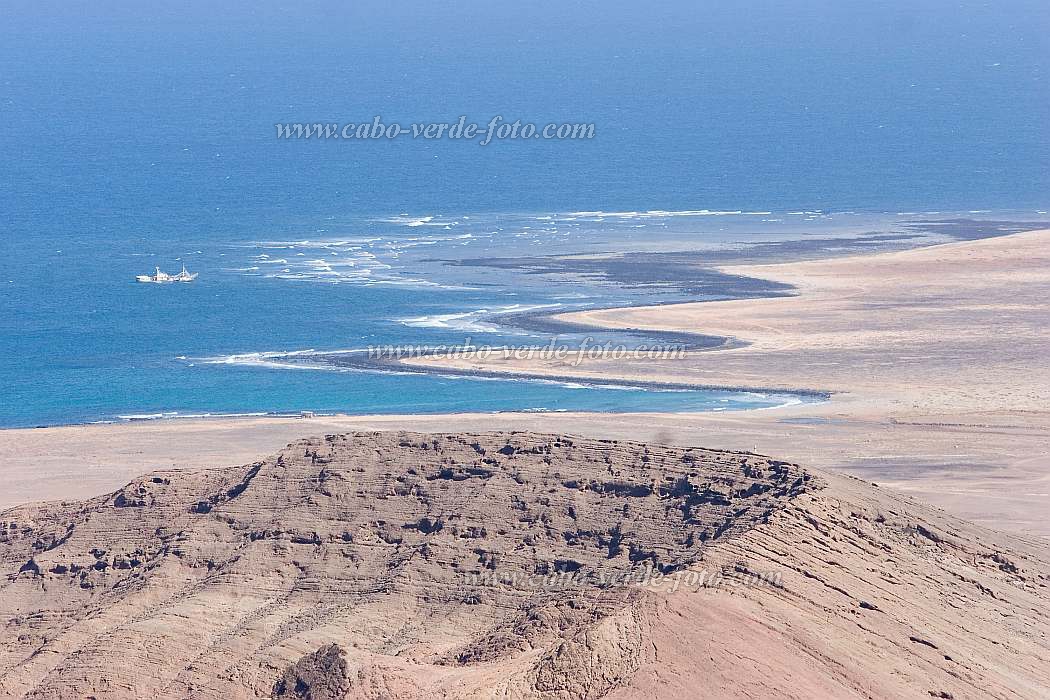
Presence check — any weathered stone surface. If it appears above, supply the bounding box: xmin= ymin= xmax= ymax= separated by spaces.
xmin=0 ymin=432 xmax=1047 ymax=699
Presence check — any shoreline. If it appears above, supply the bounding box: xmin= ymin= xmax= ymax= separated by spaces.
xmin=0 ymin=380 xmax=829 ymax=433
xmin=2 ymin=227 xmax=1049 ymax=538
xmin=396 ymin=227 xmax=1050 ymax=535
xmin=4 ymin=403 xmax=1049 ymax=538
xmin=405 ymin=227 xmax=1050 ymax=410
xmin=4 ymin=216 xmax=1042 ymax=431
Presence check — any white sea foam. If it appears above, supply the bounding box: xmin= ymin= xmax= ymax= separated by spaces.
xmin=396 ymin=303 xmax=561 ymax=332
xmin=197 ymin=349 xmax=363 ymax=373
xmin=397 ymin=310 xmax=504 ymax=333
xmin=117 ymin=412 xmax=178 ymax=421
xmin=376 ymin=215 xmax=456 ymax=228
xmin=566 ymin=209 xmax=747 ymax=219
xmin=115 ymin=410 xmax=308 ymax=422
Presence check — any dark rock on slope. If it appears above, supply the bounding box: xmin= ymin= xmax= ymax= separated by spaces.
xmin=0 ymin=432 xmax=1047 ymax=699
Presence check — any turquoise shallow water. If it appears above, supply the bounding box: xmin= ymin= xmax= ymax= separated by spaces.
xmin=1 ymin=2 xmax=1047 ymax=426
xmin=4 ymin=209 xmax=1044 ymax=427
xmin=3 ymin=209 xmax=839 ymax=427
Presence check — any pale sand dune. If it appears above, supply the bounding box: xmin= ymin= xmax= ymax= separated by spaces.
xmin=396 ymin=228 xmax=1050 ymax=536
xmin=412 ymin=227 xmax=1050 ymax=413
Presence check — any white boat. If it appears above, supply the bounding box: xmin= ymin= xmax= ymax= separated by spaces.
xmin=136 ymin=265 xmax=198 ymax=283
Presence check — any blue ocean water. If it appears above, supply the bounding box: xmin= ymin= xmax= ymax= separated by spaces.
xmin=1 ymin=2 xmax=1048 ymax=427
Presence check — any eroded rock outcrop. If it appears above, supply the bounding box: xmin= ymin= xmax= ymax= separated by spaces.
xmin=0 ymin=432 xmax=1048 ymax=699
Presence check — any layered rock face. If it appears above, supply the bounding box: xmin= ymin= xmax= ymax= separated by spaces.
xmin=1 ymin=432 xmax=1048 ymax=699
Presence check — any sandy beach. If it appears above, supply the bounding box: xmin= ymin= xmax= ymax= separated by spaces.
xmin=2 ymin=229 xmax=1049 ymax=540
xmin=400 ymin=227 xmax=1050 ymax=535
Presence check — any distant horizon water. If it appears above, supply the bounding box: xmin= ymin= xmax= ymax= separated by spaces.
xmin=2 ymin=1 xmax=1047 ymax=426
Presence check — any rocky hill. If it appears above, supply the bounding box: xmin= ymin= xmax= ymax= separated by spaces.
xmin=1 ymin=432 xmax=1048 ymax=699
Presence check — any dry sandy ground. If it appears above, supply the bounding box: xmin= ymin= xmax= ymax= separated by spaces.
xmin=1 ymin=229 xmax=1048 ymax=538
xmin=3 ymin=408 xmax=1049 ymax=538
